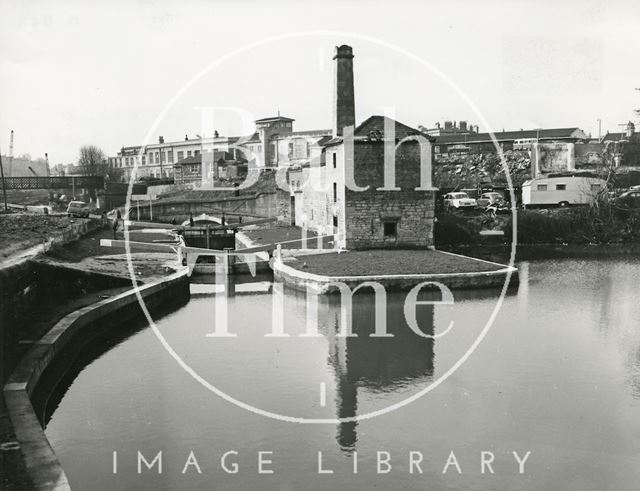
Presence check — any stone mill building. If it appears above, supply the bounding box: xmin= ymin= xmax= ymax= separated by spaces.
xmin=288 ymin=44 xmax=437 ymax=250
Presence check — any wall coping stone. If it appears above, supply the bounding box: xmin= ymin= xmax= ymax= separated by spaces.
xmin=3 ymin=269 xmax=189 ymax=490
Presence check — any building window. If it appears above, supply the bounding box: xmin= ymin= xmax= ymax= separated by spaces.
xmin=177 ymin=151 xmax=184 ymax=161
xmin=556 ymin=184 xmax=566 ymax=191
xmin=187 ymin=151 xmax=192 ymax=157
xmin=141 ymin=155 xmax=146 ymax=165
xmin=194 ymin=150 xmax=200 ymax=156
xmin=383 ymin=222 xmax=398 ymax=237
xmin=333 ymin=182 xmax=337 ymax=203
xmin=332 ymin=153 xmax=337 ymax=169
xmin=537 ymin=184 xmax=547 ymax=191
xmin=434 ymin=145 xmax=441 ymax=154
xmin=168 ymin=151 xmax=173 ymax=163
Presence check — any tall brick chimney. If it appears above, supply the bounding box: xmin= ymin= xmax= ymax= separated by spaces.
xmin=332 ymin=45 xmax=355 ymax=138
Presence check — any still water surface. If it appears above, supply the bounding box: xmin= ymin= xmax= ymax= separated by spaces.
xmin=46 ymin=259 xmax=640 ymax=490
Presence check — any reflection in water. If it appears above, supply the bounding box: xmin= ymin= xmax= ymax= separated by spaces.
xmin=319 ymin=293 xmax=435 ymax=452
xmin=44 ymin=259 xmax=640 ymax=491
xmin=36 ymin=295 xmax=189 ymax=427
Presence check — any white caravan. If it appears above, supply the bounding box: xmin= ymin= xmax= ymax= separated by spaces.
xmin=522 ymin=174 xmax=606 ymax=208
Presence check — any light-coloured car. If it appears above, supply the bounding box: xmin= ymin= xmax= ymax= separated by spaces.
xmin=477 ymin=192 xmax=504 ymax=208
xmin=443 ymin=192 xmax=477 ymax=209
xmin=67 ymin=200 xmax=90 ymax=218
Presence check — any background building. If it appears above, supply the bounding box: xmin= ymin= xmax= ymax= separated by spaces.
xmin=420 ymin=120 xmax=479 ymax=137
xmin=434 ymin=127 xmax=589 ymax=156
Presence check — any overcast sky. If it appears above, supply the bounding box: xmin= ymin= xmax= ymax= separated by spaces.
xmin=1 ymin=0 xmax=639 ymax=164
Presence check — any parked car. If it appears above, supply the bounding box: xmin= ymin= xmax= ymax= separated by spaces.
xmin=443 ymin=192 xmax=477 ymax=209
xmin=615 ymin=189 xmax=640 ymax=208
xmin=67 ymin=200 xmax=90 ymax=218
xmin=476 ymin=192 xmax=505 ymax=208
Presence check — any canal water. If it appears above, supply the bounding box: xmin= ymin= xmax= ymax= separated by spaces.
xmin=45 ymin=259 xmax=640 ymax=490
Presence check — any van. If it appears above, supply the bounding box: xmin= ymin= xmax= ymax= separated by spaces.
xmin=522 ymin=174 xmax=606 ymax=208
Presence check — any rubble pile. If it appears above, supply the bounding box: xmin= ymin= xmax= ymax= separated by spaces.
xmin=434 ymin=150 xmax=531 ymax=189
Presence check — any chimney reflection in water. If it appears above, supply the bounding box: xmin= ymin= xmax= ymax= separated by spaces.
xmin=320 ymin=291 xmax=436 ymax=452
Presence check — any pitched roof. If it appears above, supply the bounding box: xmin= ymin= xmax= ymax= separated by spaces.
xmin=254 ymin=115 xmax=295 ymax=123
xmin=602 ymin=132 xmax=627 ymax=142
xmin=354 ymin=115 xmax=426 ymax=139
xmin=324 ymin=115 xmax=432 ymax=146
xmin=174 ymin=154 xmax=201 ymax=166
xmin=316 ymin=135 xmax=333 ymax=146
xmin=173 ymin=151 xmax=233 ymax=167
xmin=435 ymin=127 xmax=588 ymax=145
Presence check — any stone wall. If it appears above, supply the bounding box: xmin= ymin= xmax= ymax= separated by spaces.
xmin=272 ymin=257 xmax=518 ymax=294
xmin=0 ymin=259 xmax=130 ymax=383
xmin=3 ymin=271 xmax=189 ymax=490
xmin=1 ymin=218 xmax=112 ymax=381
xmin=130 ymin=192 xmax=284 ymax=222
xmin=293 ymin=141 xmax=436 ymax=249
xmin=344 ymin=141 xmax=435 ymax=249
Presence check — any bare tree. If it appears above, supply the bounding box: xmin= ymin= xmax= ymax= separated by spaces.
xmin=78 ymin=145 xmax=107 ymax=176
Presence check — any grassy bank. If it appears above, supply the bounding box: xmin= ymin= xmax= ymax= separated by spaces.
xmin=290 ymin=250 xmax=504 ymax=276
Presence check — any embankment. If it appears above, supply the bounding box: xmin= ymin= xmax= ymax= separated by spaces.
xmin=3 ymin=270 xmax=189 ymax=490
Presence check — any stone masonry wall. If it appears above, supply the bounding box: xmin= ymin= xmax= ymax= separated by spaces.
xmin=345 ymin=141 xmax=435 ymax=249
